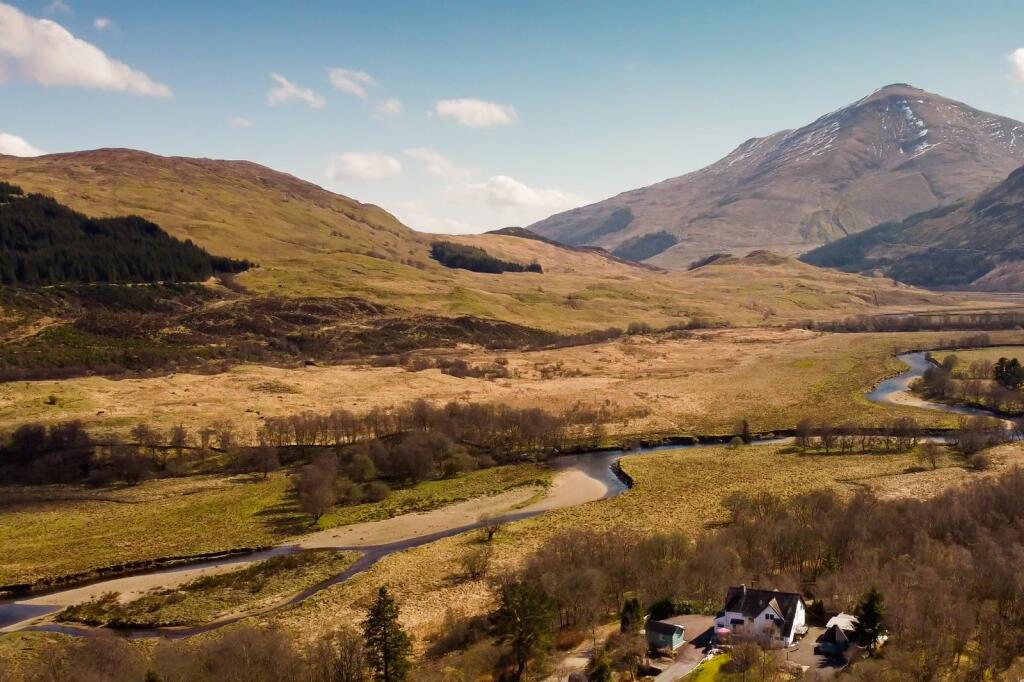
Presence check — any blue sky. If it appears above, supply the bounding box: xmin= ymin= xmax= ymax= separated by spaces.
xmin=3 ymin=0 xmax=1024 ymax=232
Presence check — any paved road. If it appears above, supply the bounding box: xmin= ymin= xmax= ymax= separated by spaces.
xmin=785 ymin=627 xmax=849 ymax=680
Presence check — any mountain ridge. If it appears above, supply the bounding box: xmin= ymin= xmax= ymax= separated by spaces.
xmin=801 ymin=163 xmax=1024 ymax=290
xmin=0 ymin=146 xmax=980 ymax=331
xmin=529 ymin=84 xmax=1024 ymax=268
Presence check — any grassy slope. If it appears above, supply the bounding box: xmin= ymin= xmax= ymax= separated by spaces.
xmin=0 ymin=150 xmax=986 ymax=332
xmin=0 ymin=463 xmax=550 ymax=585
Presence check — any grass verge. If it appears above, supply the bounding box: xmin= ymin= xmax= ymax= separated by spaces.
xmin=56 ymin=550 xmax=357 ymax=627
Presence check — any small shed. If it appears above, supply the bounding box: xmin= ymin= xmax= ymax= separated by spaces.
xmin=816 ymin=624 xmax=851 ymax=655
xmin=646 ymin=620 xmax=686 ymax=652
xmin=816 ymin=612 xmax=858 ymax=655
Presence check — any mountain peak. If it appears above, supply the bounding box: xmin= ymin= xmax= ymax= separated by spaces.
xmin=530 ymin=86 xmax=1024 ymax=268
xmin=854 ymin=83 xmax=935 ymax=107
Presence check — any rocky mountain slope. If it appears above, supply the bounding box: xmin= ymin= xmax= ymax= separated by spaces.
xmin=529 ymin=84 xmax=1024 ymax=268
xmin=802 ymin=164 xmax=1024 ymax=290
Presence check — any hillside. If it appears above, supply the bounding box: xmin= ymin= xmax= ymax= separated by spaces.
xmin=0 ymin=183 xmax=248 ymax=285
xmin=802 ymin=164 xmax=1024 ymax=290
xmin=529 ymin=84 xmax=1024 ymax=268
xmin=0 ymin=148 xmax=990 ymax=334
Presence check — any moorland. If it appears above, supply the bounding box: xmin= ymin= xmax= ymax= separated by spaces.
xmin=3 ymin=133 xmax=1024 ymax=682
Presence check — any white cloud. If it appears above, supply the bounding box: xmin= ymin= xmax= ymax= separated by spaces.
xmin=0 ymin=3 xmax=171 ymax=96
xmin=375 ymin=97 xmax=402 ymax=117
xmin=450 ymin=175 xmax=582 ymax=218
xmin=434 ymin=98 xmax=518 ymax=128
xmin=393 ymin=200 xmax=468 ymax=233
xmin=93 ymin=17 xmax=111 ymax=30
xmin=326 ymin=151 xmax=402 ymax=181
xmin=228 ymin=116 xmax=253 ymax=128
xmin=1010 ymin=48 xmax=1024 ymax=83
xmin=0 ymin=132 xmax=44 ymax=156
xmin=43 ymin=0 xmax=70 ymax=15
xmin=327 ymin=67 xmax=377 ymax=98
xmin=403 ymin=147 xmax=470 ymax=179
xmin=267 ymin=72 xmax=324 ymax=109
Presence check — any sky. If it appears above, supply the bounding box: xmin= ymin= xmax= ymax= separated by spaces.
xmin=4 ymin=1 xmax=1024 ymax=233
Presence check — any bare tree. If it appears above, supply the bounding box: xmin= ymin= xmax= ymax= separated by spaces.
xmin=918 ymin=442 xmax=943 ymax=471
xmin=169 ymin=424 xmax=190 ymax=456
xmin=310 ymin=626 xmax=367 ymax=682
xmin=297 ymin=455 xmax=338 ymax=523
xmin=479 ymin=512 xmax=504 ymax=542
xmin=460 ymin=546 xmax=492 ymax=580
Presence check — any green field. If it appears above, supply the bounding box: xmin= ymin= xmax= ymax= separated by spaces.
xmin=0 ymin=463 xmax=551 ymax=585
xmin=933 ymin=345 xmax=1024 ymax=372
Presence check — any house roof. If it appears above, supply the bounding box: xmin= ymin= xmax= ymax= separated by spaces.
xmin=826 ymin=613 xmax=858 ymax=632
xmin=646 ymin=620 xmax=685 ymax=637
xmin=818 ymin=624 xmax=850 ymax=645
xmin=723 ymin=586 xmax=804 ymax=635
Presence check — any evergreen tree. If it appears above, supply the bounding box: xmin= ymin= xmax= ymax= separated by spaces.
xmin=619 ymin=597 xmax=644 ymax=633
xmin=853 ymin=587 xmax=887 ymax=655
xmin=494 ymin=580 xmax=555 ymax=682
xmin=362 ymin=586 xmax=411 ymax=682
xmin=994 ymin=357 xmax=1024 ymax=391
xmin=0 ymin=190 xmax=249 ymax=286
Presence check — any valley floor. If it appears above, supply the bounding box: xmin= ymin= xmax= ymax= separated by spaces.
xmin=3 ymin=327 xmax=1024 ymax=675
xmin=7 ymin=328 xmax=1024 ymax=442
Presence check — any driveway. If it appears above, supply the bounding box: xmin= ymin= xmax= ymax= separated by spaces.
xmin=785 ymin=626 xmax=850 ymax=680
xmin=651 ymin=615 xmax=715 ymax=682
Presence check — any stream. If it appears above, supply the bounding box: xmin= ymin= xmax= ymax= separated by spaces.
xmin=0 ymin=350 xmax=1007 ymax=639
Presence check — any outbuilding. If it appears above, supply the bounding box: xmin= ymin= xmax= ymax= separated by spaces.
xmin=645 ymin=619 xmax=686 ymax=652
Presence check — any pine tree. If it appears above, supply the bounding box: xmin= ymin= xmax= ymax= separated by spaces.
xmin=362 ymin=586 xmax=411 ymax=682
xmin=494 ymin=580 xmax=555 ymax=681
xmin=620 ymin=597 xmax=644 ymax=633
xmin=853 ymin=586 xmax=887 ymax=655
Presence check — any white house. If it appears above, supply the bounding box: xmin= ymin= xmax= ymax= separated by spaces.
xmin=714 ymin=585 xmax=807 ymax=648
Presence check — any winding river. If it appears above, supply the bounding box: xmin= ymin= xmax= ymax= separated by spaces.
xmin=0 ymin=350 xmax=1005 ymax=639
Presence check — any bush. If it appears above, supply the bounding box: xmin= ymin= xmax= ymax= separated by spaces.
xmin=968 ymin=453 xmax=992 ymax=471
xmin=647 ymin=597 xmax=676 ymax=621
xmin=362 ymin=480 xmax=390 ymax=502
xmin=554 ymin=628 xmax=586 ymax=651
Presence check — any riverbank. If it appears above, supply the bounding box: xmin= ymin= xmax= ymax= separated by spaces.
xmin=1 ymin=344 xmax=1011 ymax=640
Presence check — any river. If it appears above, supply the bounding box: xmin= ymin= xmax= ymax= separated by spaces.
xmin=0 ymin=350 xmax=1002 ymax=638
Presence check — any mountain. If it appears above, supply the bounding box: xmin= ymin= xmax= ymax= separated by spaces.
xmin=0 ymin=147 xmax=974 ymax=332
xmin=802 ymin=164 xmax=1024 ymax=290
xmin=529 ymin=84 xmax=1024 ymax=268
xmin=0 ymin=148 xmax=422 ymax=269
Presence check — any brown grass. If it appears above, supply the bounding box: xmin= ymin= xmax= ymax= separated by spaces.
xmin=9 ymin=329 xmax=1024 ymax=441
xmin=270 ymin=441 xmax=1023 ymax=647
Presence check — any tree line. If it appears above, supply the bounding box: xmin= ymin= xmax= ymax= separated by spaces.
xmin=799 ymin=310 xmax=1024 ymax=333
xmin=917 ymin=352 xmax=1024 ymax=416
xmin=0 ymin=399 xmax=610 ymax=496
xmin=0 ymin=183 xmax=250 ymax=286
xmin=430 ymin=241 xmax=543 ymax=274
xmin=457 ymin=465 xmax=1024 ymax=681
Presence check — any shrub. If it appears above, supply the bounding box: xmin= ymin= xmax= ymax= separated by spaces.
xmin=362 ymin=480 xmax=390 ymax=502
xmin=968 ymin=453 xmax=992 ymax=471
